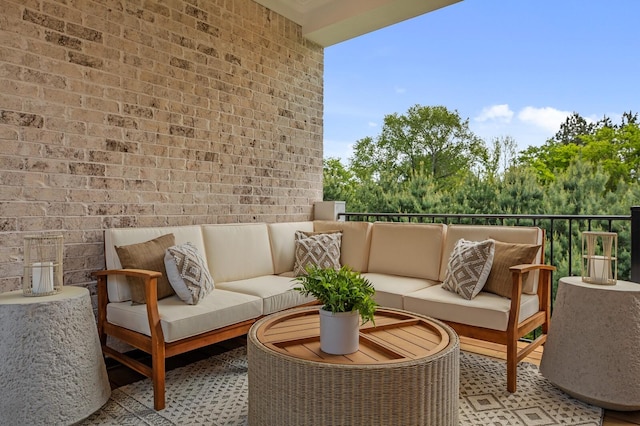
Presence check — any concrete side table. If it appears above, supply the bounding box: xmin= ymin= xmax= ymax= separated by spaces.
xmin=540 ymin=276 xmax=640 ymax=411
xmin=0 ymin=286 xmax=111 ymax=425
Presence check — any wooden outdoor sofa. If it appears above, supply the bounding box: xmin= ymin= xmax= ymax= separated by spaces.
xmin=95 ymin=220 xmax=555 ymax=410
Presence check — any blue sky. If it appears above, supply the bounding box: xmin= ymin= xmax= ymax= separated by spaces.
xmin=323 ymin=0 xmax=640 ymax=162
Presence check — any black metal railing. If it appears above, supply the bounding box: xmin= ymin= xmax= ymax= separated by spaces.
xmin=338 ymin=207 xmax=640 ymax=303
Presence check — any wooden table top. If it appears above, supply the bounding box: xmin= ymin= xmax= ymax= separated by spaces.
xmin=254 ymin=306 xmax=450 ymax=365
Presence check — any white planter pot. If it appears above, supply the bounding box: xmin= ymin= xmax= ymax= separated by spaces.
xmin=319 ymin=308 xmax=360 ymax=355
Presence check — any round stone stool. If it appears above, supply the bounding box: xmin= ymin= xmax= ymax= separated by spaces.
xmin=0 ymin=286 xmax=111 ymax=425
xmin=540 ymin=276 xmax=640 ymax=411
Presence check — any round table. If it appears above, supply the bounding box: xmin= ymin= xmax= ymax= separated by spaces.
xmin=540 ymin=276 xmax=640 ymax=410
xmin=248 ymin=306 xmax=460 ymax=426
xmin=0 ymin=286 xmax=111 ymax=425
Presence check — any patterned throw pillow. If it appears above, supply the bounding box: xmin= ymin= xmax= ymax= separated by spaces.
xmin=164 ymin=242 xmax=215 ymax=305
xmin=293 ymin=231 xmax=342 ymax=276
xmin=115 ymin=233 xmax=177 ymax=305
xmin=442 ymin=239 xmax=495 ymax=300
xmin=483 ymin=241 xmax=541 ymax=299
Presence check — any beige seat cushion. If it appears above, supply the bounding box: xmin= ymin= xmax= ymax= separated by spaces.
xmin=267 ymin=222 xmax=314 ymax=274
xmin=440 ymin=225 xmax=543 ymax=294
xmin=313 ymin=221 xmax=372 ymax=272
xmin=105 ymin=225 xmax=207 ymax=303
xmin=216 ymin=275 xmax=316 ymax=315
xmin=367 ymin=222 xmax=446 ymax=280
xmin=403 ymin=285 xmax=540 ymax=331
xmin=106 ymin=289 xmax=262 ymax=343
xmin=202 ymin=223 xmax=274 ymax=283
xmin=362 ymin=272 xmax=438 ymax=309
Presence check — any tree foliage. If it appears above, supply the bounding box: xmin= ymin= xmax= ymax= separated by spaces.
xmin=349 ymin=105 xmax=487 ymax=191
xmin=323 ymin=107 xmax=640 ymax=286
xmin=518 ymin=112 xmax=640 ymax=191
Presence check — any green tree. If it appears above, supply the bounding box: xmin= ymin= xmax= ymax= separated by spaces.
xmin=349 ymin=105 xmax=487 ymax=190
xmin=518 ymin=112 xmax=640 ymax=190
xmin=581 ymin=119 xmax=640 ymax=190
xmin=496 ymin=166 xmax=546 ymax=214
xmin=323 ymin=157 xmax=357 ymax=204
xmin=481 ymin=136 xmax=518 ymax=182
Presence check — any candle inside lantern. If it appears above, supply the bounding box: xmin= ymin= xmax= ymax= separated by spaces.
xmin=588 ymin=255 xmax=611 ymax=284
xmin=32 ymin=261 xmax=54 ymax=294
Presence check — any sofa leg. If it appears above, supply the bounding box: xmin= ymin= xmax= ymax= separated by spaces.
xmin=152 ymin=354 xmax=166 ymax=410
xmin=506 ymin=343 xmax=517 ymax=393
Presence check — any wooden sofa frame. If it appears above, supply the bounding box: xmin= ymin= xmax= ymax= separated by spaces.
xmin=94 ymin=228 xmax=555 ymax=410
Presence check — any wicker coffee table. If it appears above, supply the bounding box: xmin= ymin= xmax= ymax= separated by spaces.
xmin=247 ymin=306 xmax=459 ymax=426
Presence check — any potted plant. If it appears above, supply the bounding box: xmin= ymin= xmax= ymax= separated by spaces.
xmin=293 ymin=265 xmax=377 ymax=354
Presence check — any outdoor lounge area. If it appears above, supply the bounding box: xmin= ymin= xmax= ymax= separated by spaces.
xmin=2 ymin=0 xmax=640 ymax=425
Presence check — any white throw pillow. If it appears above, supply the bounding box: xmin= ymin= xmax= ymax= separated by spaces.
xmin=164 ymin=242 xmax=215 ymax=305
xmin=442 ymin=239 xmax=495 ymax=300
xmin=293 ymin=231 xmax=342 ymax=276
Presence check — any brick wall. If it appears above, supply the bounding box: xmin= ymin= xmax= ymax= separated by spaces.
xmin=0 ymin=0 xmax=324 ymax=298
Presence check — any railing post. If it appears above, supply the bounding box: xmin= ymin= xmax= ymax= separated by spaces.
xmin=631 ymin=206 xmax=640 ymax=283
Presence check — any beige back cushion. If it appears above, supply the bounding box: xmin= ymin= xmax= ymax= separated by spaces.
xmin=267 ymin=222 xmax=314 ymax=274
xmin=440 ymin=225 xmax=543 ymax=294
xmin=105 ymin=225 xmax=206 ymax=302
xmin=367 ymin=222 xmax=446 ymax=280
xmin=314 ymin=220 xmax=372 ymax=272
xmin=202 ymin=223 xmax=274 ymax=283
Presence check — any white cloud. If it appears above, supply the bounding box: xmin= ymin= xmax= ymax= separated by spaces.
xmin=368 ymin=122 xmax=377 ymax=127
xmin=395 ymin=87 xmax=406 ymax=94
xmin=517 ymin=106 xmax=571 ymax=133
xmin=475 ymin=104 xmax=514 ymax=123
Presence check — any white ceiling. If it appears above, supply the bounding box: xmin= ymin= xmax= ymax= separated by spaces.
xmin=254 ymin=0 xmax=462 ymax=46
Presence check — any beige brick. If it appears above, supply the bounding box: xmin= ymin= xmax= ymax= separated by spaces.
xmin=84 ymin=96 xmax=119 ymax=113
xmin=89 ymin=176 xmax=125 ymax=191
xmin=0 ymin=125 xmax=19 ymax=140
xmin=45 ymin=117 xmax=86 ymax=134
xmin=67 ymin=188 xmax=108 ymax=203
xmin=67 ymin=107 xmax=106 ymax=124
xmin=87 ymin=123 xmax=124 ymax=138
xmin=46 ymin=201 xmax=87 ymax=216
xmin=41 ymin=87 xmax=82 ymax=106
xmin=0 ymin=78 xmax=39 ymax=99
xmin=0 ymin=93 xmax=23 ymax=111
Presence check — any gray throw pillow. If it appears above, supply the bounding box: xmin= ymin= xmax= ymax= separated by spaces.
xmin=293 ymin=230 xmax=342 ymax=276
xmin=164 ymin=242 xmax=215 ymax=305
xmin=442 ymin=239 xmax=495 ymax=300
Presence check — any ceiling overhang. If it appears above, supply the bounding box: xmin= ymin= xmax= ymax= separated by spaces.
xmin=254 ymin=0 xmax=462 ymax=47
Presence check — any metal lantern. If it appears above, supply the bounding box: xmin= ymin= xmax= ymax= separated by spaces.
xmin=23 ymin=234 xmax=63 ymax=296
xmin=581 ymin=231 xmax=617 ymax=285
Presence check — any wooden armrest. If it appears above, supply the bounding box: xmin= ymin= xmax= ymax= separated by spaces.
xmin=92 ymin=268 xmax=162 ymax=303
xmin=507 ymin=263 xmax=555 ymax=319
xmin=92 ymin=268 xmax=162 ymax=279
xmin=509 ymin=263 xmax=556 ymax=274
